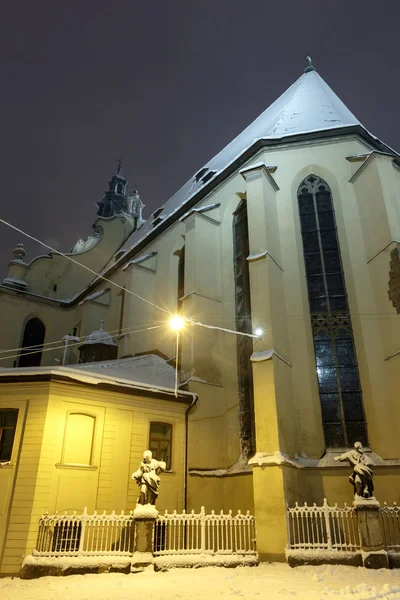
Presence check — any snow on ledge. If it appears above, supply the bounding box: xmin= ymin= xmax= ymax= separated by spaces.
xmin=24 ymin=554 xmax=131 ymax=569
xmin=353 ymin=496 xmax=380 ymax=508
xmin=154 ymin=553 xmax=258 ymax=570
xmin=189 ymin=455 xmax=252 ymax=477
xmin=285 ymin=549 xmax=359 ymax=561
xmin=133 ymin=504 xmax=159 ymax=519
xmin=250 ymin=350 xmax=292 ymax=367
xmin=249 ymin=451 xmax=302 ymax=469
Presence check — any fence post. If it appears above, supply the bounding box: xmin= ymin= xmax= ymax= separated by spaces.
xmin=353 ymin=497 xmax=388 ymax=569
xmin=78 ymin=507 xmax=87 ymax=555
xmin=323 ymin=498 xmax=332 ymax=550
xmin=200 ymin=506 xmax=206 ymax=552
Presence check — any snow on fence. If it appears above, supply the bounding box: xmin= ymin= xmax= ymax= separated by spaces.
xmin=34 ymin=509 xmax=135 ymax=557
xmin=380 ymin=502 xmax=400 ymax=552
xmin=286 ymin=498 xmax=360 ymax=552
xmin=153 ymin=507 xmax=257 ymax=556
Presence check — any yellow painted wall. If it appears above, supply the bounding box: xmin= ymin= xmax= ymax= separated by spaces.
xmin=0 ymin=379 xmax=188 ymax=575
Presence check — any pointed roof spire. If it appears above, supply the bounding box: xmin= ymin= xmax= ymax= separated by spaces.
xmin=198 ymin=63 xmax=366 ymax=173
xmin=116 ymin=156 xmax=123 ymax=176
xmin=304 ymin=55 xmax=315 ymax=73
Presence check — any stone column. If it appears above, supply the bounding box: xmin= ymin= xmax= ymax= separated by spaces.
xmin=353 ymin=498 xmax=388 ymax=569
xmin=131 ymin=504 xmax=158 ymax=572
xmin=241 ymin=164 xmax=296 ymax=561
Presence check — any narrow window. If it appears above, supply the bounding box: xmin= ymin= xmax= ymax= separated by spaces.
xmin=298 ymin=175 xmax=368 ymax=447
xmin=0 ymin=409 xmax=19 ymax=461
xmin=62 ymin=413 xmax=96 ymax=465
xmin=176 ymin=246 xmax=185 ymax=371
xmin=18 ymin=317 xmax=46 ymax=367
xmin=233 ymin=200 xmax=255 ymax=458
xmin=149 ymin=422 xmax=172 ymax=470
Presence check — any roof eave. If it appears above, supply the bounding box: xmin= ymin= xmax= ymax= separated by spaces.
xmin=0 ymin=368 xmax=195 ymax=404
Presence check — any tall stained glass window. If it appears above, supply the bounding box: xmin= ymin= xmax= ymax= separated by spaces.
xmin=298 ymin=175 xmax=368 ymax=448
xmin=233 ymin=200 xmax=255 ymax=458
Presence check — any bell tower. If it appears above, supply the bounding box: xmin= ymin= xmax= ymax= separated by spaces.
xmin=96 ymin=158 xmax=129 ymax=218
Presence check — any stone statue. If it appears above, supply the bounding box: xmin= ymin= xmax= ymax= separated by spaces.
xmin=334 ymin=441 xmax=374 ymax=499
xmin=132 ymin=450 xmax=166 ymax=505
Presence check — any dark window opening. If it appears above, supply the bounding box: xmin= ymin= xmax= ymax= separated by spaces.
xmin=194 ymin=167 xmax=208 ymax=182
xmin=201 ymin=170 xmax=217 ymax=184
xmin=0 ymin=409 xmax=18 ymax=461
xmin=117 ymin=183 xmax=123 ymax=194
xmin=298 ymin=176 xmax=368 ymax=448
xmin=177 ymin=246 xmax=185 ymax=371
xmin=233 ymin=200 xmax=255 ymax=458
xmin=53 ymin=284 xmax=57 ymax=292
xmin=18 ymin=317 xmax=45 ymax=367
xmin=149 ymin=422 xmax=172 ymax=470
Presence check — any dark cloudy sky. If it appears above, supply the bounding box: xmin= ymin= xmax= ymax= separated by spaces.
xmin=0 ymin=1 xmax=399 ymax=277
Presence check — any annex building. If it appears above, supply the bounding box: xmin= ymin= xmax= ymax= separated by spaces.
xmin=1 ymin=58 xmax=400 ymax=574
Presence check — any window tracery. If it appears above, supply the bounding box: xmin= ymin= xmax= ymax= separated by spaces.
xmin=298 ymin=175 xmax=368 ymax=447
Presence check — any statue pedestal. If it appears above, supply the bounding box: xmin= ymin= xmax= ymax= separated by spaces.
xmin=353 ymin=497 xmax=388 ymax=569
xmin=131 ymin=504 xmax=158 ymax=572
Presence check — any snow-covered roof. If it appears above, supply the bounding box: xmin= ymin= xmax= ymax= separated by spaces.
xmin=67 ymin=354 xmax=176 ymax=389
xmin=79 ymin=321 xmax=118 ymax=347
xmin=0 ymin=354 xmax=195 ymax=401
xmin=117 ymin=66 xmax=396 ymax=260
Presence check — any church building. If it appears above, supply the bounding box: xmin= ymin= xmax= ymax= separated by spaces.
xmin=0 ymin=57 xmax=400 ymax=574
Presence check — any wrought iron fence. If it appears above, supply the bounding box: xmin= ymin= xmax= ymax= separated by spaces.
xmin=286 ymin=498 xmax=360 ymax=552
xmin=380 ymin=502 xmax=400 ymax=552
xmin=153 ymin=506 xmax=257 ymax=556
xmin=34 ymin=508 xmax=135 ymax=557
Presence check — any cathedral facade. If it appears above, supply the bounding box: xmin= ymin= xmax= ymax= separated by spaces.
xmin=1 ymin=59 xmax=400 ymax=573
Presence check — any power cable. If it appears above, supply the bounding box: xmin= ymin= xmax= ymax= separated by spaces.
xmin=0 ymin=321 xmax=160 ymax=356
xmin=0 ymin=218 xmax=170 ymax=316
xmin=0 ymin=324 xmax=164 ymax=363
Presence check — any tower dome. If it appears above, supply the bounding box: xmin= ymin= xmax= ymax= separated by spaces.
xmin=78 ymin=321 xmax=118 ymax=363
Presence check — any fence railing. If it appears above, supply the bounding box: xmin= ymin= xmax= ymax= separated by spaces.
xmin=380 ymin=502 xmax=400 ymax=552
xmin=153 ymin=507 xmax=257 ymax=556
xmin=286 ymin=498 xmax=360 ymax=552
xmin=34 ymin=509 xmax=135 ymax=557
xmin=34 ymin=506 xmax=256 ymax=559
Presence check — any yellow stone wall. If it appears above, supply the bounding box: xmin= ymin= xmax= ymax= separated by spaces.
xmin=0 ymin=379 xmax=188 ymax=575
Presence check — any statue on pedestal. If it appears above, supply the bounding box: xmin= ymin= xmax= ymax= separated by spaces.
xmin=334 ymin=441 xmax=374 ymax=499
xmin=132 ymin=450 xmax=166 ymax=505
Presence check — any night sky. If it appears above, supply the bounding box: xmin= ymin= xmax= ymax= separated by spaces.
xmin=1 ymin=1 xmax=399 ymax=278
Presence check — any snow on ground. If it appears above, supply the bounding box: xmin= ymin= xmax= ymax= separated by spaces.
xmin=1 ymin=563 xmax=400 ymax=600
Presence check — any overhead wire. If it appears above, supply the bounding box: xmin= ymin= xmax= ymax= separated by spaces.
xmin=0 ymin=324 xmax=164 ymax=363
xmin=0 ymin=219 xmax=262 ymax=382
xmin=0 ymin=218 xmax=171 ymax=316
xmin=0 ymin=321 xmax=160 ymax=356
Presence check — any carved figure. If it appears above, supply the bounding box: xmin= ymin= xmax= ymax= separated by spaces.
xmin=334 ymin=441 xmax=374 ymax=498
xmin=132 ymin=450 xmax=166 ymax=505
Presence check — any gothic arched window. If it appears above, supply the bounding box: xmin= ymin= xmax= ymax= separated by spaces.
xmin=18 ymin=317 xmax=46 ymax=367
xmin=233 ymin=200 xmax=255 ymax=458
xmin=298 ymin=175 xmax=368 ymax=448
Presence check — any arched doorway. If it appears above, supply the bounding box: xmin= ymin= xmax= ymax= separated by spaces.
xmin=18 ymin=318 xmax=46 ymax=367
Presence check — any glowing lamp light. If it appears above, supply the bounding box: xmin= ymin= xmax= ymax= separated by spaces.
xmin=170 ymin=315 xmax=185 ymax=331
xmin=255 ymin=328 xmax=263 ymax=338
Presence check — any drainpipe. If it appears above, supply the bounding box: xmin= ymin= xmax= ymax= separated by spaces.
xmin=184 ymin=394 xmax=198 ymax=511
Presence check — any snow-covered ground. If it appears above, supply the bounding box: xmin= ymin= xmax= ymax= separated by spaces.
xmin=1 ymin=563 xmax=400 ymax=600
